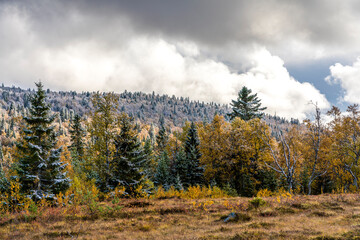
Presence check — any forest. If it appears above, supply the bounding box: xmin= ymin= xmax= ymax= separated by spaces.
xmin=1 ymin=82 xmax=360 ymax=239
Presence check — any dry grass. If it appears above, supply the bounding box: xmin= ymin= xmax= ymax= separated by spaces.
xmin=1 ymin=194 xmax=360 ymax=239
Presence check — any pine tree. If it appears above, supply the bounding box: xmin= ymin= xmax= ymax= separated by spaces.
xmin=228 ymin=86 xmax=266 ymax=121
xmin=0 ymin=143 xmax=9 ymax=192
xmin=175 ymin=149 xmax=187 ymax=185
xmin=69 ymin=113 xmax=85 ymax=174
xmin=154 ymin=151 xmax=172 ymax=190
xmin=156 ymin=116 xmax=168 ymax=154
xmin=143 ymin=138 xmax=156 ymax=178
xmin=183 ymin=122 xmax=204 ymax=186
xmin=111 ymin=113 xmax=146 ymax=194
xmin=16 ymin=82 xmax=70 ymax=200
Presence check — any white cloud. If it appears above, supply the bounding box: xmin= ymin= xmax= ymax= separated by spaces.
xmin=0 ymin=2 xmax=330 ymax=120
xmin=326 ymin=58 xmax=360 ymax=104
xmin=236 ymin=49 xmax=330 ymax=119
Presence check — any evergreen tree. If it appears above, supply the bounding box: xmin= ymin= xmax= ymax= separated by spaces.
xmin=183 ymin=122 xmax=204 ymax=186
xmin=69 ymin=113 xmax=85 ymax=174
xmin=16 ymin=82 xmax=69 ymax=200
xmin=143 ymin=138 xmax=156 ymax=178
xmin=111 ymin=113 xmax=146 ymax=194
xmin=228 ymin=86 xmax=267 ymax=121
xmin=175 ymin=149 xmax=188 ymax=185
xmin=156 ymin=116 xmax=168 ymax=153
xmin=0 ymin=143 xmax=9 ymax=192
xmin=154 ymin=151 xmax=172 ymax=190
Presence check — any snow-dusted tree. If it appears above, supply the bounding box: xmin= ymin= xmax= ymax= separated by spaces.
xmin=16 ymin=82 xmax=70 ymax=200
xmin=228 ymin=86 xmax=266 ymax=121
xmin=110 ymin=113 xmax=147 ymax=194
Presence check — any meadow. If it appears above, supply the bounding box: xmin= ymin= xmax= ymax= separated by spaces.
xmin=1 ymin=191 xmax=360 ymax=239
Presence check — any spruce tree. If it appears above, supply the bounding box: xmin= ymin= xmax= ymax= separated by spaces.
xmin=183 ymin=122 xmax=204 ymax=186
xmin=69 ymin=113 xmax=85 ymax=174
xmin=111 ymin=113 xmax=146 ymax=194
xmin=175 ymin=149 xmax=188 ymax=186
xmin=16 ymin=82 xmax=70 ymax=200
xmin=143 ymin=138 xmax=156 ymax=178
xmin=156 ymin=116 xmax=168 ymax=154
xmin=154 ymin=151 xmax=172 ymax=190
xmin=228 ymin=86 xmax=267 ymax=121
xmin=0 ymin=143 xmax=9 ymax=192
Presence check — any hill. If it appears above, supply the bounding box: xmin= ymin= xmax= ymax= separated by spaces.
xmin=0 ymin=83 xmax=298 ymax=128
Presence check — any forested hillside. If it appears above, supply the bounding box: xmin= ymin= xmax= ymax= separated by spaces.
xmin=0 ymin=84 xmax=230 ymax=125
xmin=0 ymin=84 xmax=296 ymax=135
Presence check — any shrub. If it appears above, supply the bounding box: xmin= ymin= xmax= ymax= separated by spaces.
xmin=249 ymin=197 xmax=266 ymax=210
xmin=0 ymin=180 xmax=33 ymax=213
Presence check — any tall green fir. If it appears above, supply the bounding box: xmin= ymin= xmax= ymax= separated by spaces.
xmin=0 ymin=142 xmax=9 ymax=192
xmin=69 ymin=113 xmax=85 ymax=175
xmin=110 ymin=113 xmax=147 ymax=195
xmin=154 ymin=151 xmax=172 ymax=190
xmin=156 ymin=116 xmax=168 ymax=154
xmin=228 ymin=86 xmax=267 ymax=121
xmin=16 ymin=82 xmax=70 ymax=200
xmin=183 ymin=122 xmax=204 ymax=187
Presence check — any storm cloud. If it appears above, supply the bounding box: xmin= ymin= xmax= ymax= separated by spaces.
xmin=3 ymin=0 xmax=360 ymax=119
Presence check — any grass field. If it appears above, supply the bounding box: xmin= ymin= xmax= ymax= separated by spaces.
xmin=1 ymin=194 xmax=360 ymax=239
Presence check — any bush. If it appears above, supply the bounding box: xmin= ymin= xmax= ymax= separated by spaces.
xmin=249 ymin=197 xmax=266 ymax=210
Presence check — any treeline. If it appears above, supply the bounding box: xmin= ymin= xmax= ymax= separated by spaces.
xmin=0 ymin=84 xmax=297 ymax=143
xmin=5 ymin=83 xmax=354 ymax=209
xmin=0 ymin=84 xmax=230 ymax=127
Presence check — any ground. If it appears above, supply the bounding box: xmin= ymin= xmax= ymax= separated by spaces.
xmin=1 ymin=194 xmax=360 ymax=239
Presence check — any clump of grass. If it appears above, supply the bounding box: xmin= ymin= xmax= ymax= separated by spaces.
xmin=291 ymin=202 xmax=312 ymax=210
xmin=248 ymin=197 xmax=266 ymax=210
xmin=137 ymin=224 xmax=152 ymax=232
xmin=275 ymin=207 xmax=296 ymax=214
xmin=349 ymin=214 xmax=360 ymax=219
xmin=321 ymin=202 xmax=344 ymax=211
xmin=248 ymin=222 xmax=275 ymax=229
xmin=342 ymin=229 xmax=360 ymax=239
xmin=159 ymin=207 xmax=186 ymax=215
xmin=259 ymin=208 xmax=278 ymax=217
xmin=311 ymin=236 xmax=339 ymax=240
xmin=231 ymin=231 xmax=267 ymax=240
xmin=309 ymin=211 xmax=334 ymax=217
xmin=125 ymin=200 xmax=151 ymax=208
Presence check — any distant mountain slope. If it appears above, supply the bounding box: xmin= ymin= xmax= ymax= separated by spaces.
xmin=0 ymin=84 xmax=298 ymax=128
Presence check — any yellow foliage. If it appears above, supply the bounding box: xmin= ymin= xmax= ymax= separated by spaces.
xmin=192 ymin=200 xmax=214 ymax=211
xmin=256 ymin=189 xmax=273 ymax=198
xmin=256 ymin=188 xmax=292 ymax=204
xmin=150 ymin=185 xmax=228 ymax=199
xmin=63 ymin=176 xmax=99 ymax=206
xmin=0 ymin=180 xmax=32 ymax=213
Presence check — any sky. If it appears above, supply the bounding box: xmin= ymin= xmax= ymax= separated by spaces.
xmin=2 ymin=0 xmax=360 ymax=120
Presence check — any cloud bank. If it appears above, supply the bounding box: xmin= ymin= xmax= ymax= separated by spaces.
xmin=326 ymin=58 xmax=360 ymax=104
xmin=0 ymin=0 xmax=335 ymax=119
